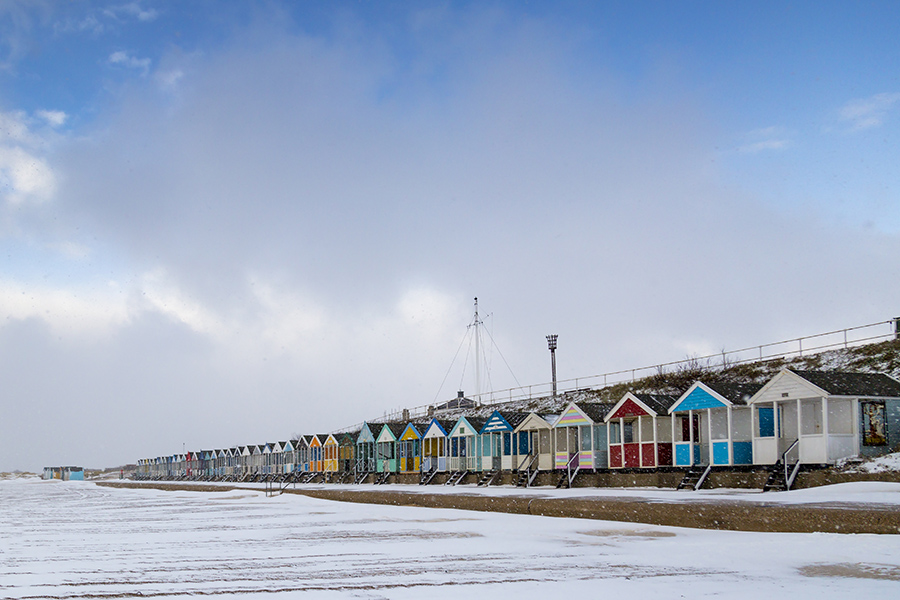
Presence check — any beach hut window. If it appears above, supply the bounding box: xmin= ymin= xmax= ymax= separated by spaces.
xmin=451 ymin=438 xmax=459 ymax=457
xmin=610 ymin=421 xmax=621 ymax=444
xmin=801 ymin=399 xmax=823 ymax=435
xmin=518 ymin=433 xmax=530 ymax=455
xmin=622 ymin=421 xmax=634 ymax=444
xmin=640 ymin=417 xmax=654 ymax=442
xmin=757 ymin=407 xmax=775 ymax=437
xmin=780 ymin=403 xmax=798 ymax=437
xmin=731 ymin=409 xmax=751 ymax=441
xmin=676 ymin=415 xmax=699 ymax=442
xmin=539 ymin=430 xmax=551 ymax=453
xmin=710 ymin=409 xmax=728 ymax=440
xmin=657 ymin=417 xmax=672 ymax=442
xmin=579 ymin=426 xmax=592 ymax=451
xmin=827 ymin=400 xmax=853 ymax=435
xmin=503 ymin=433 xmax=512 ymax=455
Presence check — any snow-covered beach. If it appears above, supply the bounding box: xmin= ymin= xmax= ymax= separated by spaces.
xmin=2 ymin=478 xmax=899 ymax=598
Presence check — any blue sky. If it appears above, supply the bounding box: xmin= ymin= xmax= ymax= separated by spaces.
xmin=1 ymin=1 xmax=899 ymax=471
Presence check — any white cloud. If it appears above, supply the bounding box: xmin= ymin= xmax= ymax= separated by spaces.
xmin=35 ymin=109 xmax=67 ymax=127
xmin=838 ymin=92 xmax=900 ymax=131
xmin=155 ymin=68 xmax=184 ymax=92
xmin=103 ymin=2 xmax=159 ymax=23
xmin=0 ymin=110 xmax=59 ymax=205
xmin=738 ymin=126 xmax=790 ymax=153
xmin=53 ymin=241 xmax=91 ymax=260
xmin=0 ymin=145 xmax=56 ymax=205
xmin=139 ymin=269 xmax=226 ymax=339
xmin=0 ymin=279 xmax=130 ymax=337
xmin=108 ymin=50 xmax=151 ymax=75
xmin=53 ymin=15 xmax=105 ymax=35
xmin=0 ymin=110 xmax=32 ymax=144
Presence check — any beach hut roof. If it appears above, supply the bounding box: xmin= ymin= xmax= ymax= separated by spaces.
xmin=423 ymin=418 xmax=455 ymax=437
xmin=670 ymin=381 xmax=763 ymax=413
xmin=788 ymin=369 xmax=900 ymax=397
xmin=606 ymin=392 xmax=679 ymax=421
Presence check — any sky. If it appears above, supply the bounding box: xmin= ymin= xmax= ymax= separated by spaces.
xmin=1 ymin=1 xmax=899 ymax=472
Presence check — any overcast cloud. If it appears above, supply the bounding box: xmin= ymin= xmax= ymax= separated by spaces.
xmin=1 ymin=3 xmax=898 ymax=471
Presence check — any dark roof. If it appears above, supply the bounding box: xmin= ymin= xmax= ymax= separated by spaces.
xmin=338 ymin=432 xmax=359 ymax=444
xmin=702 ymin=382 xmax=763 ymax=406
xmin=435 ymin=396 xmax=478 ymax=410
xmin=791 ymin=370 xmax=900 ymax=397
xmin=459 ymin=416 xmax=487 ymax=431
xmin=631 ymin=393 xmax=679 ymax=415
xmin=578 ymin=402 xmax=616 ymax=423
xmin=498 ymin=412 xmax=530 ymax=429
xmin=380 ymin=422 xmax=406 ymax=438
xmin=428 ymin=419 xmax=455 ymax=433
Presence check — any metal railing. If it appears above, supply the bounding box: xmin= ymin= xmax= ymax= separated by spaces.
xmin=782 ymin=439 xmax=801 ymax=491
xmin=341 ymin=318 xmax=897 ymax=432
xmin=565 ymin=452 xmax=580 ymax=487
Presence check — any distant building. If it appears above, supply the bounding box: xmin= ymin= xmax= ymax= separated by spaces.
xmin=434 ymin=391 xmax=478 ymax=412
xmin=42 ymin=466 xmax=84 ymax=481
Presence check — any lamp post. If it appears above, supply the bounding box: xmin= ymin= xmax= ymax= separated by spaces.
xmin=546 ymin=334 xmax=558 ymax=396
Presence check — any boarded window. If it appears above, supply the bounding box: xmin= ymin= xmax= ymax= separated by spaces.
xmin=862 ymin=400 xmax=887 ymax=445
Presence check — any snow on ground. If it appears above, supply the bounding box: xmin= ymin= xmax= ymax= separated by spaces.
xmin=138 ymin=477 xmax=900 ymax=507
xmin=1 ymin=478 xmax=899 ymax=599
xmin=850 ymin=453 xmax=900 ymax=474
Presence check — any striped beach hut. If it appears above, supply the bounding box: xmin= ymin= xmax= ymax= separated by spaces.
xmin=552 ymin=402 xmax=613 ymax=471
xmin=479 ymin=411 xmax=530 ymax=471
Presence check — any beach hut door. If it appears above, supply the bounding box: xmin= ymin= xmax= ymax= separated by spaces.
xmin=568 ymin=427 xmax=579 ymax=467
xmin=492 ymin=434 xmax=501 ymax=470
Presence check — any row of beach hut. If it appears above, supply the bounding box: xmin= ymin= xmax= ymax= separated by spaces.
xmin=135 ymin=368 xmax=900 ymax=488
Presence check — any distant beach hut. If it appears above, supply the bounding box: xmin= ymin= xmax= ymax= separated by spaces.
xmin=448 ymin=416 xmax=487 ymax=473
xmin=356 ymin=423 xmax=377 ymax=474
xmin=375 ymin=423 xmax=405 ymax=473
xmin=322 ymin=434 xmax=339 ymax=473
xmin=421 ymin=418 xmax=454 ymax=472
xmin=337 ymin=432 xmax=357 ymax=474
xmin=479 ymin=411 xmax=529 ymax=471
xmin=398 ymin=423 xmax=423 ymax=473
xmin=513 ymin=412 xmax=556 ymax=472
